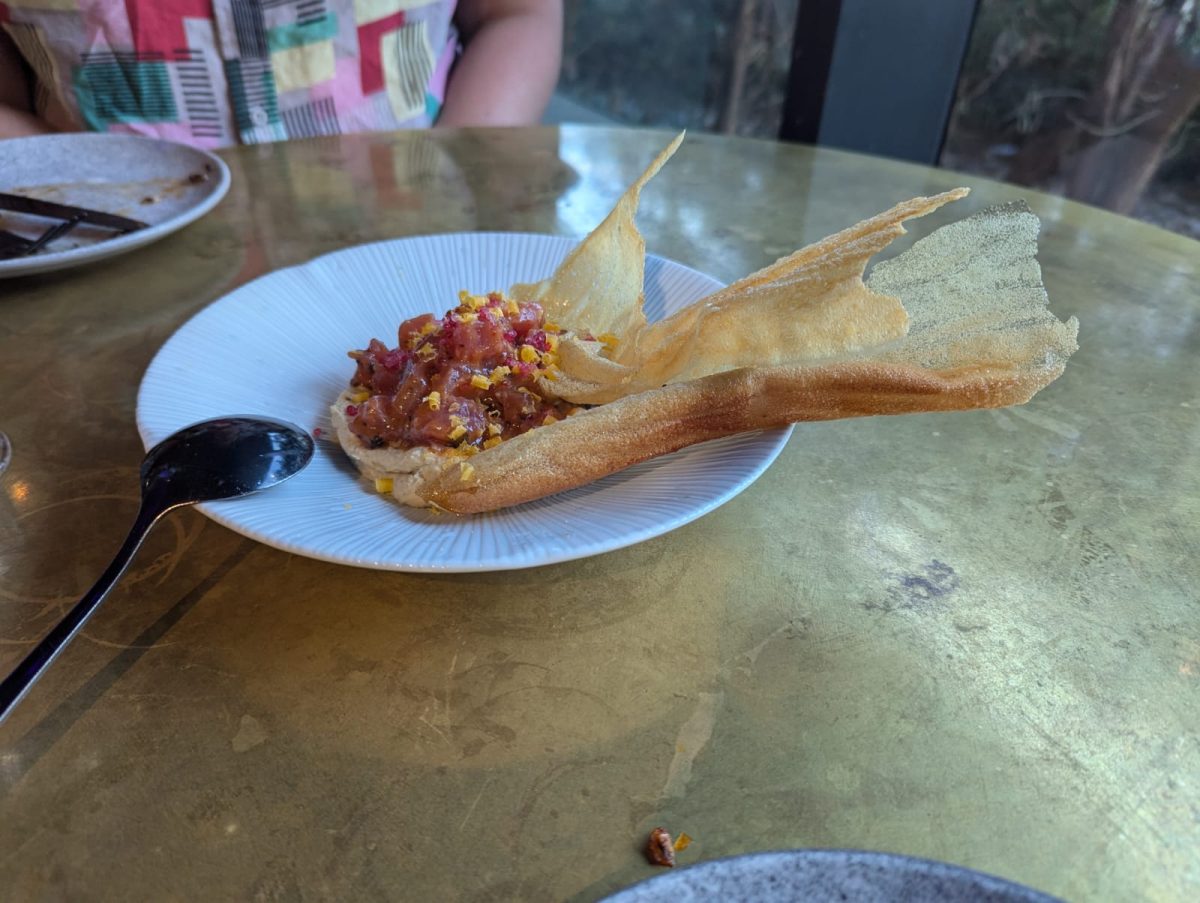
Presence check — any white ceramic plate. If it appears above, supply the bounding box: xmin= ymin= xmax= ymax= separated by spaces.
xmin=602 ymin=850 xmax=1060 ymax=902
xmin=0 ymin=133 xmax=230 ymax=278
xmin=137 ymin=233 xmax=792 ymax=572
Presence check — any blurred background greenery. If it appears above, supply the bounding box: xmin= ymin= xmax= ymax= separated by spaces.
xmin=551 ymin=0 xmax=1200 ymax=239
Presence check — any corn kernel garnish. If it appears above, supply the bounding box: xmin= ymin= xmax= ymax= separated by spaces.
xmin=505 ymin=299 xmax=520 ymax=317
xmin=489 ymin=365 xmax=511 ymax=383
xmin=486 ymin=422 xmax=502 ymax=437
xmin=424 ymin=391 xmax=441 ymax=410
xmin=483 ymin=436 xmax=502 ymax=449
xmin=419 ymin=320 xmax=438 ymax=336
xmin=518 ymin=344 xmax=540 ymax=364
xmin=544 ymin=321 xmax=561 ymax=332
xmin=546 ymin=333 xmax=560 ymax=352
xmin=470 ymin=373 xmax=491 ymax=390
xmin=543 ymin=364 xmax=561 ymax=381
xmin=416 ymin=343 xmax=437 ymax=361
xmin=350 ymin=389 xmax=370 ymax=403
xmin=457 ymin=311 xmax=478 ymax=325
xmin=459 ymin=462 xmax=476 ymax=482
xmin=374 ymin=477 xmax=394 ymax=494
xmin=448 ymin=424 xmax=467 ymax=441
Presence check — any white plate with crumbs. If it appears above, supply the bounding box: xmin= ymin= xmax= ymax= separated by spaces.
xmin=136 ymin=233 xmax=792 ymax=572
xmin=0 ymin=133 xmax=230 ymax=278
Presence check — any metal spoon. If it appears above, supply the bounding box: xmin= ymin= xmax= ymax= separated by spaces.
xmin=0 ymin=416 xmax=314 ymax=723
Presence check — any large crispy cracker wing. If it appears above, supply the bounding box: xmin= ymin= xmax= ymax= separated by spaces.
xmin=510 ymin=132 xmax=685 ymax=345
xmin=626 ymin=190 xmax=968 ymax=380
xmin=549 ymin=190 xmax=968 ymax=403
xmin=867 ymin=200 xmax=1077 ymax=383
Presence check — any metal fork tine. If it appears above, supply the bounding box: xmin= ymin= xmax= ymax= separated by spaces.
xmin=0 ymin=192 xmax=147 ymax=232
xmin=0 ymin=230 xmax=35 ymax=259
xmin=20 ymin=216 xmax=83 ymax=256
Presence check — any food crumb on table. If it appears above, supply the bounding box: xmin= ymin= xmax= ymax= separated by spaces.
xmin=645 ymin=827 xmax=676 ymax=867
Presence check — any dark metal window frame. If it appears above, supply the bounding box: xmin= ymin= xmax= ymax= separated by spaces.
xmin=780 ymin=0 xmax=981 ymax=164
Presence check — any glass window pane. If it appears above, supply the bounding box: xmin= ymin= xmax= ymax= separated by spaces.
xmin=941 ymin=0 xmax=1200 ymax=239
xmin=556 ymin=1 xmax=800 ymax=138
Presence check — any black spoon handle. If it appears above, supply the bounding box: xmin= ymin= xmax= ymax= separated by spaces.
xmin=0 ymin=499 xmax=170 ymax=723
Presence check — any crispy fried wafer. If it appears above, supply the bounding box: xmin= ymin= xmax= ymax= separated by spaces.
xmin=338 ymin=135 xmax=1078 ymax=515
xmin=536 ymin=188 xmax=970 ymax=404
xmin=420 ymin=351 xmax=1072 ymax=514
xmin=511 ymin=132 xmax=685 ymax=344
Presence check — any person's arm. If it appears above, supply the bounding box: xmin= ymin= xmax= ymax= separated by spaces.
xmin=0 ymin=29 xmax=52 ymax=137
xmin=437 ymin=0 xmax=562 ymax=128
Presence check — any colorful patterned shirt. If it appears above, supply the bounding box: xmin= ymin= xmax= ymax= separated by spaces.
xmin=0 ymin=0 xmax=459 ymax=148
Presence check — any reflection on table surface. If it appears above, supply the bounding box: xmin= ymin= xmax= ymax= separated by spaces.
xmin=1 ymin=126 xmax=1197 ymax=902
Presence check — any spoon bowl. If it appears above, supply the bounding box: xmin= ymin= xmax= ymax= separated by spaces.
xmin=0 ymin=416 xmax=314 ymax=723
xmin=140 ymin=416 xmax=315 ymax=508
